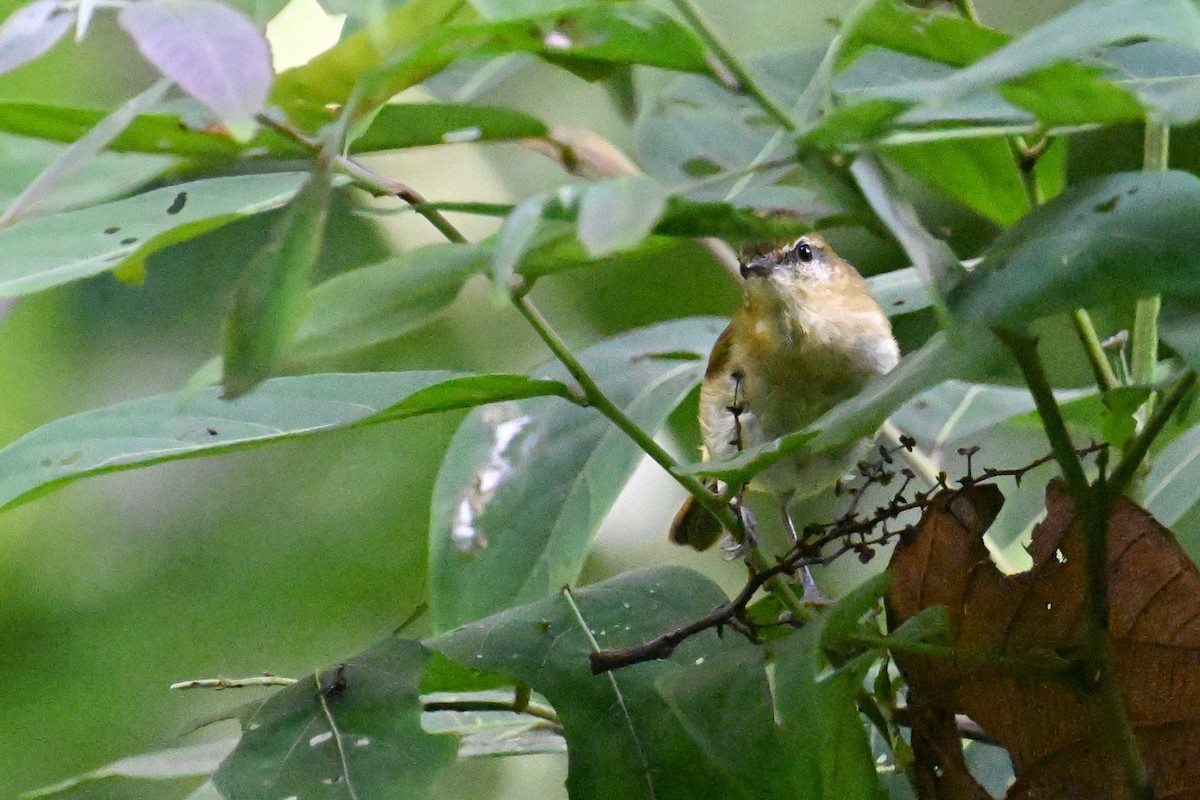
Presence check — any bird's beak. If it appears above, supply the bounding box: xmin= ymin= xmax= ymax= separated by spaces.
xmin=740 ymin=260 xmax=774 ymax=280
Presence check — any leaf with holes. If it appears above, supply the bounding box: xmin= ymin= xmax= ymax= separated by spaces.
xmin=0 ymin=371 xmax=574 ymax=512
xmin=0 ymin=172 xmax=309 ymax=296
xmin=214 ymin=638 xmax=455 ymax=800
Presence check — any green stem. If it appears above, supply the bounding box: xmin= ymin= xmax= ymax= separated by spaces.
xmin=995 ymin=328 xmax=1088 ymax=496
xmin=1010 ymin=136 xmax=1045 ymax=208
xmin=848 ymin=634 xmax=1069 ymax=679
xmin=423 ymin=697 xmax=559 ymax=725
xmin=1109 ymin=370 xmax=1196 ymax=496
xmin=514 ymin=294 xmax=805 ymax=617
xmin=998 ymin=327 xmax=1151 ymax=799
xmin=1071 ymin=309 xmax=1120 ymax=392
xmin=1131 ymin=296 xmax=1160 ymax=388
xmin=257 ymin=114 xmax=468 ymax=245
xmin=952 ymin=0 xmax=980 ymax=23
xmin=1132 ymin=123 xmax=1169 ymax=408
xmin=666 ymin=0 xmax=797 ymax=133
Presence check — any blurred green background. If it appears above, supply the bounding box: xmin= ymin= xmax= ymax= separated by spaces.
xmin=0 ymin=0 xmax=1118 ymax=797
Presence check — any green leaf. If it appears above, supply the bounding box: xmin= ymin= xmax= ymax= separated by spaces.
xmin=774 ymin=601 xmax=886 ymax=800
xmin=20 ymin=739 xmax=237 ymax=799
xmin=633 ymin=51 xmax=853 ymax=222
xmin=874 ymin=0 xmax=1200 ymax=106
xmin=0 ymin=172 xmax=309 ymax=296
xmin=0 ymin=80 xmax=170 ymax=229
xmin=950 ymin=170 xmax=1200 ymax=327
xmin=576 ymin=176 xmax=668 ymax=258
xmin=352 ymin=102 xmax=548 ymax=150
xmin=429 ymin=566 xmax=758 ymax=800
xmin=866 ymin=267 xmax=934 ymax=319
xmin=0 ymin=101 xmax=547 ymax=157
xmin=838 ymin=0 xmax=1007 ymax=71
xmin=849 ymin=156 xmax=962 ymax=303
xmin=270 ymin=0 xmax=464 ymax=125
xmin=656 ymin=649 xmax=803 ymax=799
xmin=0 ymin=371 xmax=574 ymax=512
xmin=279 ymin=2 xmax=708 ymax=126
xmin=883 ymin=136 xmax=1065 ymax=227
xmin=1000 ymin=61 xmax=1144 ymax=126
xmin=222 ymin=164 xmax=333 ymax=399
xmin=428 ymin=318 xmax=722 ymax=631
xmin=213 ymin=638 xmax=456 ymax=800
xmin=292 ymin=242 xmax=489 ymax=364
xmin=1143 ymin=421 xmax=1200 ymax=525
xmin=887 ymin=605 xmax=952 ymax=646
xmin=1102 ymin=41 xmax=1200 ymax=125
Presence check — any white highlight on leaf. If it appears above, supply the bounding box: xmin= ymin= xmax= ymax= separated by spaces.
xmin=441 ymin=126 xmax=482 ymax=144
xmin=451 ymin=404 xmax=535 ymax=554
xmin=308 ymin=731 xmax=333 ymax=747
xmin=354 ymin=736 xmax=371 ymax=747
xmin=542 ymin=30 xmax=571 ymax=50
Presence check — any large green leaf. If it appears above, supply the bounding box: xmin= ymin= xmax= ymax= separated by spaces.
xmin=21 ymin=739 xmax=237 ymax=799
xmin=292 ymin=243 xmax=489 ymax=363
xmin=774 ymin=579 xmax=889 ymax=800
xmin=656 ymin=649 xmax=803 ymax=799
xmin=271 ymin=0 xmax=464 ymax=125
xmin=0 ymin=101 xmax=548 ymax=157
xmin=430 ymin=566 xmax=761 ymax=800
xmin=872 ymin=0 xmax=1200 ymax=106
xmin=1101 ymin=41 xmax=1200 ymax=125
xmin=214 ymin=638 xmax=456 ymax=800
xmin=0 ymin=371 xmax=575 ymax=512
xmin=223 ymin=164 xmax=332 ymax=399
xmin=428 ymin=317 xmax=721 ymax=631
xmin=0 ymin=172 xmax=309 ymax=296
xmin=278 ymin=2 xmax=708 ymax=126
xmin=1143 ymin=421 xmax=1200 ymax=526
xmin=883 ymin=136 xmax=1065 ymax=227
xmin=950 ymin=170 xmax=1200 ymax=327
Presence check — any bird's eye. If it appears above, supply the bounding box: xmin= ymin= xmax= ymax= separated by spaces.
xmin=792 ymin=241 xmax=813 ymax=262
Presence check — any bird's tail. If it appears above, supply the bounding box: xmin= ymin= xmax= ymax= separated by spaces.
xmin=668 ymin=485 xmax=724 ymax=551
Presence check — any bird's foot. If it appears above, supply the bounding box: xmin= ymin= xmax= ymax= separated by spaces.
xmin=797 ymin=565 xmax=832 ymax=607
xmin=720 ymin=506 xmax=759 ymax=560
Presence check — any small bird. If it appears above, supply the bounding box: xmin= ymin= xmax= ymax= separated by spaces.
xmin=669 ymin=233 xmax=900 ymax=569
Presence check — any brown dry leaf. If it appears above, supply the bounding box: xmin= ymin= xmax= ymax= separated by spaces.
xmin=887 ymin=480 xmax=1200 ymax=800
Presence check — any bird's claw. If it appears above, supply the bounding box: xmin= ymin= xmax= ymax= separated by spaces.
xmin=721 ymin=506 xmax=759 ymax=560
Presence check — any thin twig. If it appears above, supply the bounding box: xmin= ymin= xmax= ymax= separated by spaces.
xmin=1109 ymin=370 xmax=1196 ymax=495
xmin=1071 ymin=309 xmax=1121 ymax=392
xmin=997 ymin=326 xmax=1151 ymax=799
xmin=256 ymin=114 xmax=468 ymax=244
xmin=423 ymin=698 xmax=560 ymax=727
xmin=666 ymin=0 xmax=797 ymax=133
xmin=170 ymin=675 xmax=298 ymax=690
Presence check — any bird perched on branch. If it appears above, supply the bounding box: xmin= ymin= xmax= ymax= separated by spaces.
xmin=668 ymin=234 xmax=900 ymax=584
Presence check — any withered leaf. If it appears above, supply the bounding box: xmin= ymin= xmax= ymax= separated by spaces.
xmin=887 ymin=480 xmax=1200 ymax=800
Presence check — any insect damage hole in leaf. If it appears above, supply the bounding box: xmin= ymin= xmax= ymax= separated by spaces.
xmin=887 ymin=480 xmax=1200 ymax=798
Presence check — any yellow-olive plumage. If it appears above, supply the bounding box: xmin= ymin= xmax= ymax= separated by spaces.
xmin=669 ymin=233 xmax=900 ymax=550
